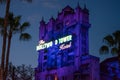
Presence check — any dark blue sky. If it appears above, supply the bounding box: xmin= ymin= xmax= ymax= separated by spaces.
xmin=0 ymin=0 xmax=120 ymax=67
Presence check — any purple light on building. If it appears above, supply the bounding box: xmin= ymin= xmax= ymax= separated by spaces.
xmin=35 ymin=4 xmax=100 ymax=80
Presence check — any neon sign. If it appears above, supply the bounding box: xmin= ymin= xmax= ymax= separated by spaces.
xmin=36 ymin=35 xmax=72 ymax=51
xmin=59 ymin=42 xmax=71 ymax=50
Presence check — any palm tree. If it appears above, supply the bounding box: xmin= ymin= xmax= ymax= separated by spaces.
xmin=0 ymin=0 xmax=32 ymax=79
xmin=3 ymin=13 xmax=31 ymax=79
xmin=100 ymin=30 xmax=120 ymax=63
xmin=0 ymin=13 xmax=31 ymax=79
xmin=0 ymin=0 xmax=10 ymax=73
xmin=100 ymin=30 xmax=120 ymax=80
xmin=0 ymin=0 xmax=32 ymax=69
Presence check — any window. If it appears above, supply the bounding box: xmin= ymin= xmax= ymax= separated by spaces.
xmin=68 ymin=55 xmax=74 ymax=61
xmin=44 ymin=55 xmax=47 ymax=60
xmin=74 ymin=74 xmax=80 ymax=80
xmin=46 ymin=75 xmax=55 ymax=80
xmin=44 ymin=49 xmax=48 ymax=53
xmin=42 ymin=62 xmax=47 ymax=71
xmin=67 ymin=55 xmax=74 ymax=66
xmin=56 ymin=23 xmax=62 ymax=31
xmin=62 ymin=76 xmax=66 ymax=80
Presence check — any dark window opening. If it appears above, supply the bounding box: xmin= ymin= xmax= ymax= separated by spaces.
xmin=44 ymin=55 xmax=47 ymax=60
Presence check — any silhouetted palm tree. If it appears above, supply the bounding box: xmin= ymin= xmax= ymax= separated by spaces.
xmin=6 ymin=13 xmax=31 ymax=79
xmin=0 ymin=0 xmax=32 ymax=79
xmin=100 ymin=30 xmax=120 ymax=63
xmin=0 ymin=0 xmax=10 ymax=74
xmin=0 ymin=0 xmax=6 ymax=3
xmin=0 ymin=13 xmax=31 ymax=79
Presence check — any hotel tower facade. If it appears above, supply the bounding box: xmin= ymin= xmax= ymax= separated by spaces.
xmin=35 ymin=4 xmax=100 ymax=80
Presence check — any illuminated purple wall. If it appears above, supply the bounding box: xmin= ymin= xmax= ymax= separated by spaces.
xmin=35 ymin=4 xmax=100 ymax=80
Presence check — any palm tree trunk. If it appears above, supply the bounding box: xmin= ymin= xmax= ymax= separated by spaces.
xmin=118 ymin=43 xmax=120 ymax=68
xmin=1 ymin=0 xmax=10 ymax=78
xmin=118 ymin=42 xmax=120 ymax=53
xmin=4 ymin=30 xmax=12 ymax=80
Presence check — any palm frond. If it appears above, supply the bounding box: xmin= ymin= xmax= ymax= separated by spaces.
xmin=0 ymin=17 xmax=4 ymax=27
xmin=8 ymin=13 xmax=13 ymax=20
xmin=14 ymin=16 xmax=21 ymax=23
xmin=100 ymin=45 xmax=109 ymax=54
xmin=19 ymin=33 xmax=31 ymax=41
xmin=20 ymin=22 xmax=30 ymax=32
xmin=8 ymin=13 xmax=21 ymax=33
xmin=0 ymin=0 xmax=6 ymax=3
xmin=0 ymin=29 xmax=4 ymax=36
xmin=111 ymin=47 xmax=118 ymax=55
xmin=12 ymin=28 xmax=19 ymax=34
xmin=14 ymin=16 xmax=21 ymax=28
xmin=113 ymin=30 xmax=120 ymax=44
xmin=103 ymin=35 xmax=115 ymax=47
xmin=8 ymin=13 xmax=14 ymax=27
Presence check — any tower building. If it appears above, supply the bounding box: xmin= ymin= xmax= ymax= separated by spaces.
xmin=35 ymin=4 xmax=100 ymax=80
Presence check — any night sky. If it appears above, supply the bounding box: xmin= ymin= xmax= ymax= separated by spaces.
xmin=0 ymin=0 xmax=120 ymax=68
